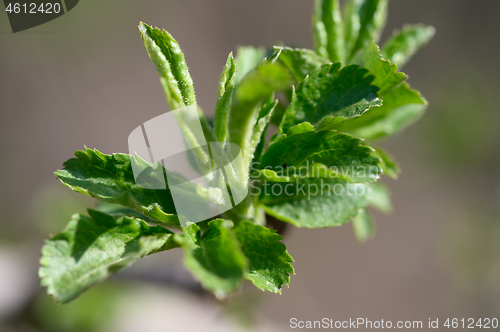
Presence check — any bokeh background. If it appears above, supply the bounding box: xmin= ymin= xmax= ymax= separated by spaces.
xmin=1 ymin=0 xmax=499 ymax=331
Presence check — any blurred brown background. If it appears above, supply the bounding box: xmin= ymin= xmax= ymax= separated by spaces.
xmin=1 ymin=1 xmax=499 ymax=331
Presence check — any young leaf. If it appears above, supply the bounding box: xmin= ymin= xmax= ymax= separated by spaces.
xmin=336 ymin=83 xmax=427 ymax=140
xmin=260 ymin=129 xmax=382 ymax=183
xmin=260 ymin=178 xmax=369 ymax=228
xmin=275 ymin=46 xmax=329 ymax=82
xmin=139 ymin=23 xmax=221 ymax=178
xmin=233 ymin=221 xmax=294 ymax=294
xmin=39 ymin=210 xmax=178 ymax=303
xmin=139 ymin=24 xmax=222 ymax=180
xmin=312 ymin=1 xmax=328 ymax=59
xmin=357 ymin=40 xmax=407 ymax=96
xmin=368 ymin=182 xmax=392 ymax=213
xmin=55 ymin=148 xmax=180 ymax=228
xmin=352 ymin=209 xmax=375 ymax=242
xmin=249 ymin=99 xmax=278 ymax=164
xmin=373 ymin=146 xmax=400 ymax=179
xmin=343 ymin=0 xmax=363 ymax=59
xmin=312 ymin=0 xmax=345 ymax=63
xmin=270 ymin=100 xmax=288 ymax=127
xmin=229 ymin=61 xmax=293 ymax=174
xmin=139 ymin=22 xmax=196 ymax=109
xmin=174 ymin=219 xmax=248 ymax=299
xmin=280 ymin=63 xmax=381 ymax=133
xmin=214 ymin=53 xmax=236 ymax=143
xmin=350 ymin=0 xmax=388 ymax=59
xmin=382 ymin=24 xmax=436 ymax=69
xmin=234 ymin=46 xmax=266 ymax=84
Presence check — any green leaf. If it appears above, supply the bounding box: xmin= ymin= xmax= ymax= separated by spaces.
xmin=343 ymin=0 xmax=363 ymax=59
xmin=382 ymin=24 xmax=435 ymax=69
xmin=270 ymin=100 xmax=288 ymax=127
xmin=336 ymin=83 xmax=427 ymax=140
xmin=358 ymin=40 xmax=407 ymax=96
xmin=352 ymin=209 xmax=375 ymax=242
xmin=214 ymin=53 xmax=236 ymax=143
xmin=174 ymin=219 xmax=248 ymax=299
xmin=280 ymin=63 xmax=381 ymax=133
xmin=260 ymin=178 xmax=369 ymax=228
xmin=39 ymin=210 xmax=178 ymax=303
xmin=260 ymin=129 xmax=381 ymax=183
xmin=55 ymin=148 xmax=180 ymax=228
xmin=275 ymin=46 xmax=329 ymax=82
xmin=249 ymin=99 xmax=278 ymax=164
xmin=373 ymin=146 xmax=400 ymax=179
xmin=139 ymin=23 xmax=220 ymax=178
xmin=233 ymin=221 xmax=294 ymax=294
xmin=350 ymin=0 xmax=388 ymax=59
xmin=312 ymin=0 xmax=345 ymax=63
xmin=139 ymin=23 xmax=220 ymax=179
xmin=368 ymin=182 xmax=392 ymax=213
xmin=234 ymin=46 xmax=266 ymax=84
xmin=312 ymin=1 xmax=328 ymax=59
xmin=229 ymin=61 xmax=293 ymax=174
xmin=139 ymin=22 xmax=196 ymax=109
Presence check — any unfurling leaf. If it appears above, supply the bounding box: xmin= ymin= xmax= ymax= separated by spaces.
xmin=350 ymin=0 xmax=388 ymax=59
xmin=234 ymin=46 xmax=267 ymax=85
xmin=249 ymin=98 xmax=278 ymax=164
xmin=343 ymin=0 xmax=363 ymax=59
xmin=139 ymin=22 xmax=196 ymax=109
xmin=313 ymin=0 xmax=345 ymax=63
xmin=229 ymin=61 xmax=293 ymax=170
xmin=214 ymin=53 xmax=236 ymax=143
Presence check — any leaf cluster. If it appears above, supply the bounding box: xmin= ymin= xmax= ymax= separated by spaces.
xmin=40 ymin=0 xmax=434 ymax=301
